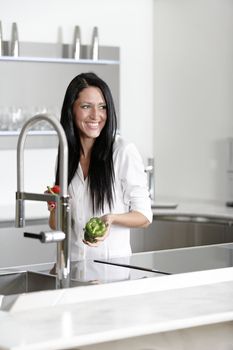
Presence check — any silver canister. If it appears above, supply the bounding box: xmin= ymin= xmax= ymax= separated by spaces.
xmin=91 ymin=26 xmax=99 ymax=60
xmin=11 ymin=22 xmax=19 ymax=57
xmin=73 ymin=25 xmax=81 ymax=60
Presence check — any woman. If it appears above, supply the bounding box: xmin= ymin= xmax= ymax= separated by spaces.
xmin=49 ymin=72 xmax=152 ymax=261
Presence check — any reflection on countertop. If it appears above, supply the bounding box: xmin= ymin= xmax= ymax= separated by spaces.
xmin=95 ymin=242 xmax=233 ymax=275
xmin=70 ymin=258 xmax=158 ymax=283
xmin=0 ymin=257 xmax=158 ymax=293
xmin=0 ymin=258 xmax=159 ymax=313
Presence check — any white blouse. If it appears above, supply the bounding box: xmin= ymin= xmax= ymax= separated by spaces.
xmin=68 ymin=135 xmax=153 ymax=261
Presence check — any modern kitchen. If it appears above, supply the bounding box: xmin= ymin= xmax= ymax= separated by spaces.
xmin=0 ymin=0 xmax=233 ymax=349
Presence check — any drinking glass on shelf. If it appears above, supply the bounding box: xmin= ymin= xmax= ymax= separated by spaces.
xmin=0 ymin=105 xmax=61 ymax=132
xmin=0 ymin=106 xmax=9 ymax=131
xmin=10 ymin=106 xmax=25 ymax=131
xmin=0 ymin=106 xmax=25 ymax=131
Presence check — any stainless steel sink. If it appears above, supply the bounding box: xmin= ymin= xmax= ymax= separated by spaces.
xmin=0 ymin=270 xmax=57 ymax=296
xmin=0 ymin=270 xmax=58 ymax=312
xmin=0 ymin=269 xmax=95 ymax=312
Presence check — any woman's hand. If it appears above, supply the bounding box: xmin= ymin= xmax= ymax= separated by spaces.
xmin=83 ymin=214 xmax=112 ymax=247
xmin=47 ymin=201 xmax=56 ymax=212
xmin=44 ymin=185 xmax=59 ymax=230
xmin=44 ymin=185 xmax=60 ymax=212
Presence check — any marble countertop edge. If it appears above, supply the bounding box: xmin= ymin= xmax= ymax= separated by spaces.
xmin=75 ymin=312 xmax=233 ymax=347
xmin=44 ymin=313 xmax=233 ymax=350
xmin=3 ymin=308 xmax=233 ymax=350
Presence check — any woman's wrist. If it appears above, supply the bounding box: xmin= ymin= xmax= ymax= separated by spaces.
xmin=108 ymin=214 xmax=115 ymax=225
xmin=101 ymin=213 xmax=115 ymax=226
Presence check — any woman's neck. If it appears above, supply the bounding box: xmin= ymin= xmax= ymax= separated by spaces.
xmin=80 ymin=137 xmax=94 ymax=158
xmin=80 ymin=138 xmax=94 ymax=179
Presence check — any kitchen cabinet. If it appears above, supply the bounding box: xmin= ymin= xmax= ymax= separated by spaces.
xmin=131 ymin=200 xmax=233 ymax=253
xmin=0 ymin=221 xmax=55 ymax=268
xmin=131 ymin=220 xmax=233 ymax=253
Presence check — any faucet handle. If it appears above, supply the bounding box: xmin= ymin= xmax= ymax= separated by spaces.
xmin=24 ymin=231 xmax=65 ymax=243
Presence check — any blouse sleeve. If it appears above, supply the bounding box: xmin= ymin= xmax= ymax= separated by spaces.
xmin=114 ymin=139 xmax=153 ymax=223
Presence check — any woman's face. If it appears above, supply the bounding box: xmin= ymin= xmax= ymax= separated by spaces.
xmin=73 ymin=86 xmax=107 ymax=140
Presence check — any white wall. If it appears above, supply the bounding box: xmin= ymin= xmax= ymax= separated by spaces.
xmin=154 ymin=0 xmax=233 ymax=202
xmin=0 ymin=0 xmax=154 ymax=210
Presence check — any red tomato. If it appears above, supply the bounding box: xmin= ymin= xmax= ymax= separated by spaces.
xmin=50 ymin=185 xmax=60 ymax=194
xmin=46 ymin=185 xmax=60 ymax=207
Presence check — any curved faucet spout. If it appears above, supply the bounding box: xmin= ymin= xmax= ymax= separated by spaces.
xmin=15 ymin=113 xmax=71 ymax=288
xmin=17 ymin=113 xmax=68 ymax=197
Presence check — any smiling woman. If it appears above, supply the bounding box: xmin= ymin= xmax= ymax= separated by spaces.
xmin=48 ymin=72 xmax=153 ymax=263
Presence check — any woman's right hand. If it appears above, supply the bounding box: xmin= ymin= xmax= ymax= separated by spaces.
xmin=47 ymin=201 xmax=56 ymax=212
xmin=44 ymin=189 xmax=56 ymax=211
xmin=44 ymin=186 xmax=59 ymax=230
xmin=44 ymin=185 xmax=60 ymax=211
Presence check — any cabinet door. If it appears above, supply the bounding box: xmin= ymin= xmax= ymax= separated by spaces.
xmin=131 ymin=220 xmax=233 ymax=253
xmin=0 ymin=224 xmax=55 ymax=268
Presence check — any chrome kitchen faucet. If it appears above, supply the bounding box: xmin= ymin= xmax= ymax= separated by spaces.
xmin=145 ymin=157 xmax=155 ymax=203
xmin=15 ymin=113 xmax=71 ymax=288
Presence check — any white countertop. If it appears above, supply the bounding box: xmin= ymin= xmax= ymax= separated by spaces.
xmin=0 ymin=265 xmax=232 ymax=350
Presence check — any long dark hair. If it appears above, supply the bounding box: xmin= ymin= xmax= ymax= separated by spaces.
xmin=55 ymin=72 xmax=117 ymax=213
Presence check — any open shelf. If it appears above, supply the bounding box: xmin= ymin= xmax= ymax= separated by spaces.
xmin=1 ymin=41 xmax=120 ymax=64
xmin=0 ymin=130 xmax=56 ymax=136
xmin=0 ymin=56 xmax=119 ymax=65
xmin=0 ymin=41 xmax=120 ymax=148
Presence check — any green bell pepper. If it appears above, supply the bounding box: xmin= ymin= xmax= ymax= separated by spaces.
xmin=84 ymin=217 xmax=107 ymax=243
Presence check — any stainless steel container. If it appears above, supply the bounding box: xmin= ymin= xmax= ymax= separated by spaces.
xmin=11 ymin=22 xmax=19 ymax=57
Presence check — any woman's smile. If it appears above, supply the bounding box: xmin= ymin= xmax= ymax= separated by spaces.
xmin=86 ymin=122 xmax=100 ymax=129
